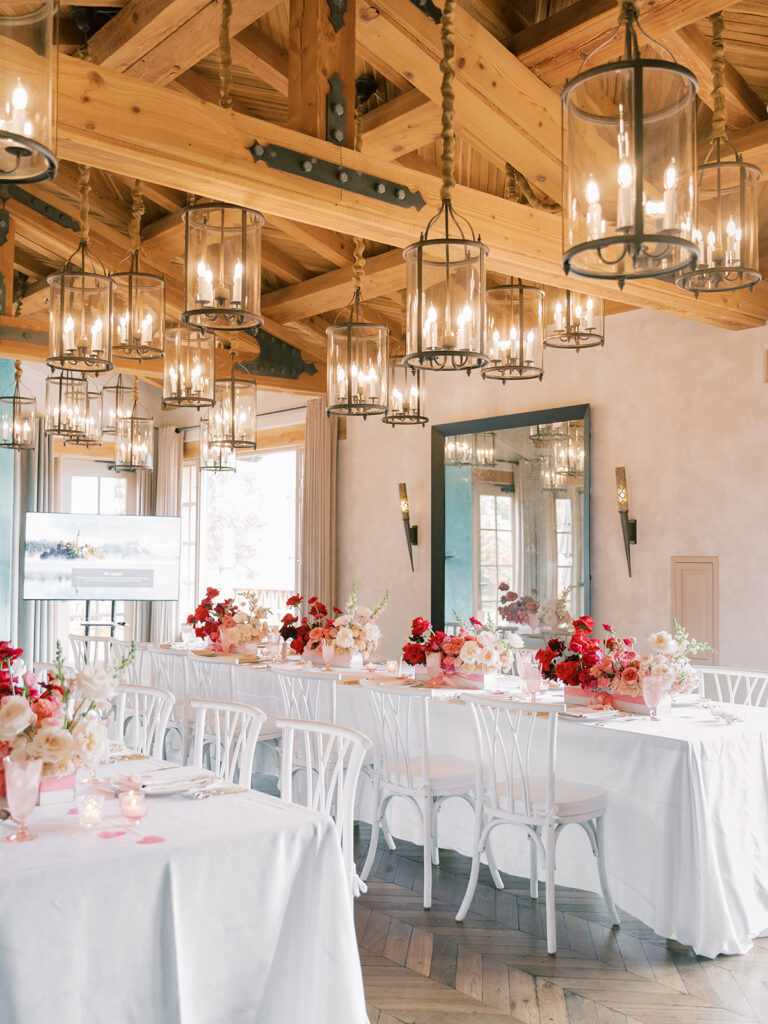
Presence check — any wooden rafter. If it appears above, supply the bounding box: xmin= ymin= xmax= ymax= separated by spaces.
xmin=360 ymin=91 xmax=441 ymax=162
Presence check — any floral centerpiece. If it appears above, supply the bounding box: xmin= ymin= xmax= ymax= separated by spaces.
xmin=218 ymin=591 xmax=270 ymax=654
xmin=498 ymin=584 xmax=540 ymax=628
xmin=0 ymin=640 xmax=134 ymax=801
xmin=535 ymin=617 xmax=711 ymax=712
xmin=186 ymin=587 xmax=240 ymax=646
xmin=538 ymin=587 xmax=573 ymax=631
xmin=279 ymin=586 xmax=388 ymax=665
xmin=402 ymin=616 xmax=519 ymax=687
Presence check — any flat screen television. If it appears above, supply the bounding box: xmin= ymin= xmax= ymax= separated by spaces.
xmin=23 ymin=512 xmax=181 ymax=601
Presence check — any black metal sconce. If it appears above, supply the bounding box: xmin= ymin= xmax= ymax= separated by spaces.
xmin=615 ymin=467 xmax=637 ymax=577
xmin=399 ymin=483 xmax=418 ymax=572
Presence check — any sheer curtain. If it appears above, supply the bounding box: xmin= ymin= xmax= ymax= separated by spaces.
xmin=132 ymin=454 xmax=156 ymax=643
xmin=300 ymin=399 xmax=338 ymax=607
xmin=150 ymin=426 xmax=183 ymax=642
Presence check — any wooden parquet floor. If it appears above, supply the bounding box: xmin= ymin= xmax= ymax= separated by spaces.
xmin=353 ymin=827 xmax=768 ymax=1024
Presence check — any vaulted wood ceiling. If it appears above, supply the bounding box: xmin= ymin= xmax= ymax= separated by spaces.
xmin=3 ymin=0 xmax=768 ymax=393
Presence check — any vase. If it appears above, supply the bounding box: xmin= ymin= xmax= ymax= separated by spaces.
xmin=452 ymin=670 xmax=488 ymax=689
xmin=526 ymin=612 xmax=540 ymax=630
xmin=231 ymin=641 xmax=263 ymax=656
xmin=37 ymin=772 xmax=77 ymax=806
xmin=562 ymin=684 xmax=671 ymax=717
xmin=305 ymin=649 xmax=363 ymax=669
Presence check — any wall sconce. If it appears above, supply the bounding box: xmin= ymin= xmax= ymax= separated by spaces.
xmin=399 ymin=483 xmax=418 ymax=572
xmin=615 ymin=467 xmax=637 ymax=577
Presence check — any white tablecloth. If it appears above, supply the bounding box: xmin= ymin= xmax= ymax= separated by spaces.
xmin=0 ymin=762 xmax=367 ymax=1024
xmin=230 ymin=663 xmax=768 ymax=957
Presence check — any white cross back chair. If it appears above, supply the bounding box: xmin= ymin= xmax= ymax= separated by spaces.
xmin=277 ymin=718 xmax=368 ymax=898
xmin=114 ymin=684 xmax=175 ymax=759
xmin=189 ymin=698 xmax=266 ymax=787
xmin=456 ymin=693 xmax=619 ymax=954
xmin=697 ymin=667 xmax=768 ymax=707
xmin=274 ymin=668 xmax=338 ymax=723
xmin=110 ymin=638 xmax=146 ymax=686
xmin=360 ymin=680 xmax=490 ymax=909
xmin=69 ymin=634 xmax=115 ymax=671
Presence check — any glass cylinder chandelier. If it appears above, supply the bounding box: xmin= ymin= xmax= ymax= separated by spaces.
xmin=0 ymin=360 xmax=36 ymax=449
xmin=553 ymin=422 xmax=585 ymax=483
xmin=561 ymin=1 xmax=698 ymax=286
xmin=162 ymin=327 xmax=215 ymax=409
xmin=0 ymin=0 xmax=56 ymax=183
xmin=543 ymin=289 xmax=605 ymax=351
xmin=111 ymin=181 xmax=165 ymax=360
xmin=403 ymin=0 xmax=488 ymax=372
xmin=383 ymin=360 xmax=428 ymax=426
xmin=677 ymin=14 xmax=760 ymax=296
xmin=445 ymin=434 xmax=474 ymax=466
xmin=44 ymin=370 xmax=88 ymax=438
xmin=473 ymin=432 xmax=496 ymax=467
xmin=200 ymin=418 xmax=237 ymax=473
xmin=326 ymin=280 xmax=389 ymax=418
xmin=210 ymin=352 xmax=258 ymax=450
xmin=114 ymin=378 xmax=153 ymax=472
xmin=101 ymin=373 xmax=133 ymax=436
xmin=483 ymin=280 xmax=544 ymax=382
xmin=530 ymin=421 xmax=568 ymax=448
xmin=540 ymin=449 xmax=566 ymax=491
xmin=47 ymin=167 xmax=112 ymax=374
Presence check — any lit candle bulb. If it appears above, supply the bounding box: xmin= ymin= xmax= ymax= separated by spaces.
xmin=10 ymin=79 xmax=28 ymax=135
xmin=693 ymin=228 xmax=705 ymax=266
xmin=585 ymin=297 xmax=595 ymax=330
xmin=392 ymin=386 xmax=403 ymax=413
xmin=734 ymin=226 xmax=742 ymax=264
xmin=554 ymin=301 xmax=563 ymax=331
xmin=91 ymin=317 xmax=103 ymax=352
xmin=63 ymin=315 xmax=75 ymax=350
xmin=197 ymin=260 xmax=212 ymax=304
xmin=574 ymin=304 xmax=583 ymax=329
xmin=585 ymin=177 xmax=602 ymax=240
xmin=726 ymin=217 xmax=738 ymax=264
xmin=617 ymin=162 xmax=633 ymax=229
xmin=141 ymin=313 xmax=153 ymax=344
xmin=663 ymin=161 xmax=677 ymax=230
xmin=706 ymin=228 xmax=716 ymax=265
xmin=523 ymin=329 xmax=535 ymax=363
xmin=409 ymin=383 xmax=419 ymax=411
xmin=424 ymin=304 xmax=438 ymax=348
xmin=232 ymin=261 xmax=243 ymax=303
xmin=456 ymin=305 xmax=472 ymax=347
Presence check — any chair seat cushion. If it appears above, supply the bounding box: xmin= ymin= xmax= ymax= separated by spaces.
xmin=493 ymin=776 xmax=608 ymax=819
xmin=387 ymin=755 xmax=476 ymax=793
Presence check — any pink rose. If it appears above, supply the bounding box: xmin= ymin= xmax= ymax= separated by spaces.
xmin=621 ymin=666 xmax=639 ymax=685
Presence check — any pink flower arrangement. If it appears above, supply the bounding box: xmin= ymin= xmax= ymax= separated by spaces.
xmin=498 ymin=583 xmax=539 ymax=624
xmin=403 ymin=617 xmax=518 ymax=675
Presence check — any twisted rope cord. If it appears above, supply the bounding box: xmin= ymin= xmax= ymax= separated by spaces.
xmin=129 ymin=179 xmax=145 ymax=256
xmin=617 ymin=0 xmax=640 ymax=26
xmin=132 ymin=377 xmax=139 ymax=404
xmin=440 ymin=0 xmax=456 ymax=203
xmin=710 ymin=11 xmax=726 ymax=141
xmin=14 ymin=360 xmax=22 ymax=384
xmin=352 ymin=104 xmax=366 ymax=290
xmin=219 ymin=0 xmax=233 ymax=110
xmin=78 ymin=165 xmax=90 ymax=245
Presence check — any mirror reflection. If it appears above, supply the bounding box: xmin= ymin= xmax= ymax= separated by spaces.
xmin=439 ymin=410 xmax=589 ymax=635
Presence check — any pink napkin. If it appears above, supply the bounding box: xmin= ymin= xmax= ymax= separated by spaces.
xmin=98 ymin=830 xmax=126 ymax=839
xmin=137 ymin=835 xmax=166 ymax=844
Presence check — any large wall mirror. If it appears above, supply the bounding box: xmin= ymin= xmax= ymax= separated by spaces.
xmin=431 ymin=405 xmax=590 ymax=632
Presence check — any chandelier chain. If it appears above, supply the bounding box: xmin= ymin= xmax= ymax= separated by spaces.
xmin=129 ymin=179 xmax=145 ymax=255
xmin=219 ymin=0 xmax=233 ymax=110
xmin=352 ymin=104 xmax=366 ymax=289
xmin=710 ymin=11 xmax=726 ymax=141
xmin=440 ymin=0 xmax=456 ymax=203
xmin=77 ymin=164 xmax=90 ymax=245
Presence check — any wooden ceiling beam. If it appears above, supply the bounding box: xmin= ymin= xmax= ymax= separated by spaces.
xmin=268 ymin=217 xmax=354 ymax=267
xmin=86 ymin=0 xmax=210 ymax=72
xmin=52 ymin=54 xmax=768 ymax=330
xmin=729 ymin=119 xmax=768 ymax=176
xmin=457 ymin=0 xmax=528 ymax=47
xmin=356 ymin=0 xmax=562 ymax=201
xmin=360 ymin=91 xmax=441 ymax=161
xmin=261 ymin=240 xmax=312 ymax=284
xmin=232 ymin=26 xmax=289 ymax=96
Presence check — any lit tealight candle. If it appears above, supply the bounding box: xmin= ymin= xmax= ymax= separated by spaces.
xmin=119 ymin=790 xmax=147 ymax=825
xmin=386 ymin=660 xmax=399 ymax=676
xmin=78 ymin=792 xmax=104 ymax=829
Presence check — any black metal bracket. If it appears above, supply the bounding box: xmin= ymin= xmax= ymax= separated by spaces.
xmin=326 ymin=73 xmax=346 ymax=145
xmin=0 ymin=184 xmax=80 ymax=232
xmin=619 ymin=510 xmax=637 ymax=578
xmin=408 ymin=0 xmax=441 ymax=25
xmin=239 ymin=327 xmax=317 ymax=380
xmin=0 ymin=208 xmax=9 ymax=247
xmin=0 ymin=324 xmax=48 ymax=346
xmin=327 ymin=0 xmax=346 ymax=31
xmin=249 ymin=141 xmax=425 ymax=211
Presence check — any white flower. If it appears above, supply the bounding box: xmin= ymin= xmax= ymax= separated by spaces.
xmin=364 ymin=622 xmax=380 ymax=642
xmin=481 ymin=646 xmax=500 ymax=669
xmin=74 ymin=664 xmax=117 ymax=706
xmin=648 ymin=631 xmax=678 ymax=655
xmin=656 ymin=663 xmax=676 ymax=686
xmin=478 ymin=631 xmax=495 ymax=646
xmin=27 ymin=724 xmax=74 ymax=770
xmin=356 ymin=606 xmax=372 ymax=621
xmin=334 ymin=614 xmax=351 ymax=627
xmin=507 ymin=633 xmax=525 ymax=649
xmin=499 ymin=650 xmax=514 ymax=671
xmin=335 ymin=626 xmax=355 ymax=650
xmin=460 ymin=640 xmax=480 ymax=665
xmin=71 ymin=717 xmax=109 ymax=768
xmin=233 ymin=611 xmax=248 ymax=624
xmin=0 ymin=695 xmax=35 ymax=741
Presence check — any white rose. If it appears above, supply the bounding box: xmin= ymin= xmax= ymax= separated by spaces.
xmin=27 ymin=724 xmax=75 ymax=770
xmin=461 ymin=640 xmax=480 ymax=665
xmin=657 ymin=663 xmax=676 ymax=686
xmin=0 ymin=695 xmax=35 ymax=741
xmin=335 ymin=626 xmax=355 ymax=650
xmin=74 ymin=664 xmax=117 ymax=706
xmin=364 ymin=622 xmax=380 ymax=642
xmin=356 ymin=606 xmax=372 ymax=621
xmin=507 ymin=634 xmax=525 ymax=649
xmin=233 ymin=612 xmax=248 ymax=624
xmin=71 ymin=717 xmax=109 ymax=768
xmin=648 ymin=631 xmax=678 ymax=655
xmin=478 ymin=631 xmax=495 ymax=645
xmin=335 ymin=614 xmax=351 ymax=627
xmin=481 ymin=646 xmax=499 ymax=668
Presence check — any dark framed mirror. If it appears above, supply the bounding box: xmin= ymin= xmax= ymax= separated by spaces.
xmin=431 ymin=405 xmax=590 ymax=634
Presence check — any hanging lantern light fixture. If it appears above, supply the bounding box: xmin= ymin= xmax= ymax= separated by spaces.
xmin=181 ymin=4 xmax=263 ymax=331
xmin=113 ymin=378 xmax=154 ymax=472
xmin=0 ymin=0 xmax=56 ymax=183
xmin=200 ymin=418 xmax=237 ymax=473
xmin=529 ymin=421 xmax=569 ymax=448
xmin=209 ymin=351 xmax=258 ymax=450
xmin=445 ymin=435 xmax=474 ymax=466
xmin=473 ymin=432 xmax=496 ymax=467
xmin=543 ymin=289 xmax=605 ymax=351
xmin=0 ymin=360 xmax=36 ymax=449
xmin=162 ymin=327 xmax=215 ymax=409
xmin=403 ymin=0 xmax=488 ymax=372
xmin=47 ymin=167 xmax=112 ymax=374
xmin=483 ymin=280 xmax=544 ymax=382
xmin=561 ymin=1 xmax=698 ymax=286
xmin=101 ymin=373 xmax=133 ymax=436
xmin=677 ymin=13 xmax=760 ymax=296
xmin=44 ymin=370 xmax=88 ymax=438
xmin=111 ymin=181 xmax=165 ymax=360
xmin=383 ymin=360 xmax=428 ymax=426
xmin=539 ymin=449 xmax=566 ymax=491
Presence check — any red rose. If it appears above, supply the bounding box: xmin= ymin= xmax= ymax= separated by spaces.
xmin=572 ymin=615 xmax=595 ymax=634
xmin=469 ymin=617 xmax=483 ymax=628
xmin=286 ymin=594 xmax=302 ymax=607
xmin=402 ymin=642 xmax=426 ymax=666
xmin=498 ymin=582 xmax=509 ymax=591
xmin=332 ymin=606 xmax=343 ymax=615
xmin=411 ymin=616 xmax=431 ymax=637
xmin=536 ymin=647 xmax=558 ymax=673
xmin=555 ymin=659 xmax=580 ymax=685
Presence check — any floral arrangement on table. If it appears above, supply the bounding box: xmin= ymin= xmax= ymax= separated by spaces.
xmin=498 ymin=584 xmax=540 ymax=625
xmin=535 ymin=617 xmax=711 ymax=703
xmin=402 ymin=616 xmax=519 ymax=682
xmin=217 ymin=591 xmax=270 ymax=653
xmin=0 ymin=640 xmax=135 ymax=793
xmin=538 ymin=586 xmax=573 ymax=631
xmin=279 ymin=585 xmax=388 ymax=660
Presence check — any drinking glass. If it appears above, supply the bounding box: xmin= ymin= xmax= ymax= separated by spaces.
xmin=180 ymin=624 xmax=195 ymax=646
xmin=425 ymin=652 xmax=442 ymax=681
xmin=515 ymin=649 xmax=535 ymax=675
xmin=267 ymin=635 xmax=281 ymax=661
xmin=3 ymin=756 xmax=43 ymax=843
xmin=385 ymin=660 xmax=399 ymax=676
xmin=321 ymin=641 xmax=335 ymax=672
xmin=521 ymin=662 xmax=542 ymax=701
xmin=642 ymin=674 xmax=664 ymax=721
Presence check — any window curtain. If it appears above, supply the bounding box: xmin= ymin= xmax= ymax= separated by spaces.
xmin=14 ymin=420 xmax=55 ymax=662
xmin=132 ymin=452 xmax=156 ymax=643
xmin=300 ymin=398 xmax=338 ymax=608
xmin=150 ymin=426 xmax=183 ymax=642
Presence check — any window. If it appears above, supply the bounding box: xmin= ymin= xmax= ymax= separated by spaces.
xmin=179 ymin=462 xmax=199 ymax=630
xmin=555 ymin=496 xmax=574 ymax=601
xmin=477 ymin=490 xmax=514 ymax=622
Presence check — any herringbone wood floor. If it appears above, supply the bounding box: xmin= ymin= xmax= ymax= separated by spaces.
xmin=353 ymin=827 xmax=768 ymax=1024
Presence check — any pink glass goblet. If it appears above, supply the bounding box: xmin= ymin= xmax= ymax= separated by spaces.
xmin=3 ymin=756 xmax=43 ymax=843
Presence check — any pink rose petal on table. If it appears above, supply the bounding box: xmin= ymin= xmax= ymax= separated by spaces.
xmin=66 ymin=808 xmax=79 ymax=815
xmin=136 ymin=835 xmax=166 ymax=844
xmin=97 ymin=830 xmax=126 ymax=839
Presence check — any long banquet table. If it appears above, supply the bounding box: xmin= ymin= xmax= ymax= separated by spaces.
xmin=0 ymin=757 xmax=368 ymax=1024
xmin=214 ymin=657 xmax=768 ymax=959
